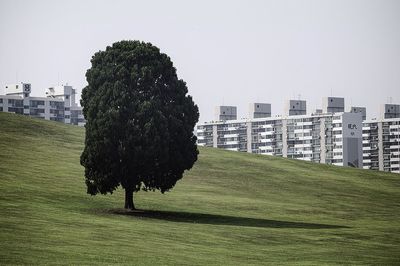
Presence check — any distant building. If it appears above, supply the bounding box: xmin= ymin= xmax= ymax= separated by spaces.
xmin=0 ymin=82 xmax=85 ymax=126
xmin=198 ymin=110 xmax=363 ymax=168
xmin=46 ymin=85 xmax=85 ymax=126
xmin=197 ymin=98 xmax=400 ymax=173
xmin=362 ymin=113 xmax=400 ymax=173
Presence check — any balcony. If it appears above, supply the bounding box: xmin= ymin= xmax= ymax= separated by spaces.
xmin=260 ymin=131 xmax=275 ymax=136
xmin=261 ymin=124 xmax=273 ymax=128
xmin=294 ymin=128 xmax=312 ymax=133
xmin=259 ymin=146 xmax=273 ymax=150
xmin=298 ymin=136 xmax=313 ymax=140
xmin=260 ymin=138 xmax=273 ymax=143
xmin=223 ymin=133 xmax=239 ymax=138
xmin=295 ymin=121 xmax=313 ymax=126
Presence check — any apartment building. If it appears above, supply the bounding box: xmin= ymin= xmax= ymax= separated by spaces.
xmin=198 ymin=98 xmax=363 ymax=168
xmin=362 ymin=104 xmax=400 ymax=173
xmin=0 ymin=82 xmax=85 ymax=126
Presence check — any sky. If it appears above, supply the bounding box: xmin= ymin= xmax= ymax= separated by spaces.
xmin=0 ymin=0 xmax=399 ymax=122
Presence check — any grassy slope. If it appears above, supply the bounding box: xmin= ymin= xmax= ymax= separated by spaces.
xmin=0 ymin=112 xmax=399 ymax=265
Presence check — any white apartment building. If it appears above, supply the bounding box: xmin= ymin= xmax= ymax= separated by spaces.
xmin=362 ymin=105 xmax=400 ymax=173
xmin=0 ymin=82 xmax=85 ymax=126
xmin=199 ymin=98 xmax=400 ymax=173
xmin=198 ymin=98 xmax=363 ymax=168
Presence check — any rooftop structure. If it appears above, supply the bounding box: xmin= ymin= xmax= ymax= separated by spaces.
xmin=323 ymin=97 xmax=345 ymax=113
xmin=285 ymin=100 xmax=306 ymax=116
xmin=350 ymin=106 xmax=367 ymax=120
xmin=381 ymin=104 xmax=400 ymax=119
xmin=215 ymin=106 xmax=237 ymax=121
xmin=249 ymin=103 xmax=271 ymax=119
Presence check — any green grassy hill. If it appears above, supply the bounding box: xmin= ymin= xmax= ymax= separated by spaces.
xmin=0 ymin=112 xmax=399 ymax=265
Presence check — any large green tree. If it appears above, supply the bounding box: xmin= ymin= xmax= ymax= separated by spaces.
xmin=80 ymin=41 xmax=199 ymax=210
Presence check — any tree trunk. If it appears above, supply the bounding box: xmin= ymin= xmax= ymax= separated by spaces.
xmin=124 ymin=188 xmax=135 ymax=210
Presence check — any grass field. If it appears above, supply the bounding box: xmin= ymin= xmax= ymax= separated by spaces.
xmin=0 ymin=112 xmax=400 ymax=265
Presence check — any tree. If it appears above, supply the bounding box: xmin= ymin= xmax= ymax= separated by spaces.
xmin=80 ymin=41 xmax=199 ymax=210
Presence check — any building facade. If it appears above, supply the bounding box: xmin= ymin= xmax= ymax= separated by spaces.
xmin=198 ymin=111 xmax=363 ymax=168
xmin=198 ymin=98 xmax=400 ymax=173
xmin=0 ymin=82 xmax=85 ymax=126
xmin=362 ymin=118 xmax=400 ymax=173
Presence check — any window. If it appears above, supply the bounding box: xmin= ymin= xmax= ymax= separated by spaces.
xmin=8 ymin=99 xmax=23 ymax=107
xmin=50 ymin=101 xmax=64 ymax=109
xmin=0 ymin=99 xmax=2 ymax=103
xmin=29 ymin=100 xmax=45 ymax=108
xmin=66 ymin=95 xmax=69 ymax=99
xmin=30 ymin=109 xmax=45 ymax=115
xmin=8 ymin=107 xmax=23 ymax=114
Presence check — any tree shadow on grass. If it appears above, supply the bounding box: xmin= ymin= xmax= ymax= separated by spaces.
xmin=105 ymin=209 xmax=349 ymax=229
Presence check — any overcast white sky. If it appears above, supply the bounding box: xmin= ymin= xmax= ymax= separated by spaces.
xmin=0 ymin=0 xmax=399 ymax=122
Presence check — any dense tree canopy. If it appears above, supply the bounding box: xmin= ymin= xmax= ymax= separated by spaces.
xmin=80 ymin=41 xmax=199 ymax=209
